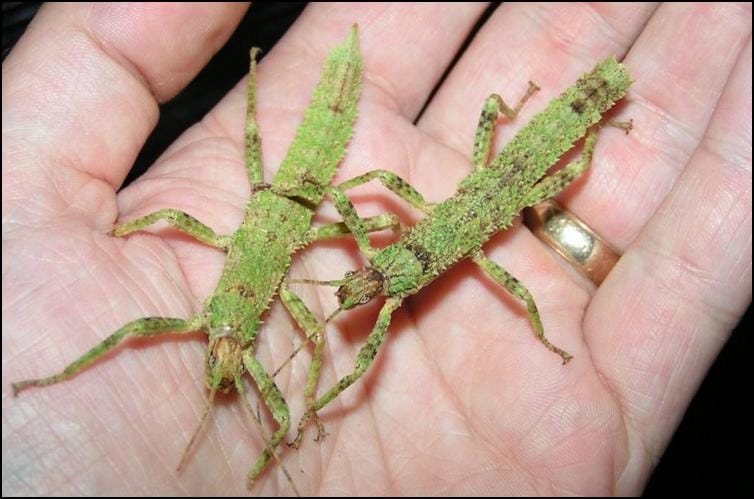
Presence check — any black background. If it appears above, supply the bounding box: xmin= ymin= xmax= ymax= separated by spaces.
xmin=3 ymin=3 xmax=751 ymax=495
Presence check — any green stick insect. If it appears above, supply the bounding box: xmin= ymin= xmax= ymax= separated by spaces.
xmin=10 ymin=26 xmax=409 ymax=491
xmin=291 ymin=57 xmax=633 ymax=445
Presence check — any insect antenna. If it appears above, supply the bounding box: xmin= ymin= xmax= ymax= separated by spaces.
xmin=285 ymin=277 xmax=346 ymax=287
xmin=273 ymin=341 xmax=308 ymax=378
xmin=272 ymin=306 xmax=342 ymax=378
xmin=177 ymin=383 xmax=218 ymax=472
xmin=324 ymin=307 xmax=342 ymax=324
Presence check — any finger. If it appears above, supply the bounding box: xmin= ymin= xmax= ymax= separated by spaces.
xmin=586 ymin=38 xmax=751 ymax=493
xmin=2 ymin=3 xmax=248 ymax=227
xmin=560 ymin=3 xmax=752 ymax=249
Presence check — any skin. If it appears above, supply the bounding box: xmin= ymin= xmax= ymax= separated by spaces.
xmin=2 ymin=3 xmax=751 ymax=496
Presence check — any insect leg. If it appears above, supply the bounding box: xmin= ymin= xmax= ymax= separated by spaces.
xmin=520 ymin=120 xmax=632 ymax=208
xmin=243 ymin=350 xmax=291 ymax=490
xmin=473 ymin=82 xmax=540 ymax=170
xmin=337 ymin=170 xmax=434 ymax=213
xmin=234 ymin=377 xmax=301 ymax=495
xmin=471 ymin=251 xmax=572 ymax=364
xmin=110 ymin=209 xmax=231 ymax=250
xmin=292 ymin=296 xmax=403 ymax=447
xmin=278 ymin=285 xmax=328 ymax=442
xmin=305 ymin=213 xmax=400 ymax=242
xmin=327 ymin=187 xmax=380 ymax=259
xmin=11 ymin=316 xmax=203 ymax=395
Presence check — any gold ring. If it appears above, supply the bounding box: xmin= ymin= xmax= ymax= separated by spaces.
xmin=524 ymin=200 xmax=619 ymax=285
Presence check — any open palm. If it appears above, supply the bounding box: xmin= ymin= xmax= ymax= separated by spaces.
xmin=3 ymin=3 xmax=750 ymax=495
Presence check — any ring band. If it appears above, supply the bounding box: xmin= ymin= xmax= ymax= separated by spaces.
xmin=524 ymin=200 xmax=619 ymax=285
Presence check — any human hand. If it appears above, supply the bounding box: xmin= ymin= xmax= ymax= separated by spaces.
xmin=3 ymin=3 xmax=750 ymax=495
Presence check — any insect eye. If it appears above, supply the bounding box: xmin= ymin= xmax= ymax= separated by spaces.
xmin=208 ymin=355 xmax=217 ymax=368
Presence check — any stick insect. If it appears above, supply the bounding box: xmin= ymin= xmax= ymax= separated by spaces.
xmin=291 ymin=57 xmax=633 ymax=445
xmin=11 ymin=25 xmax=403 ymax=491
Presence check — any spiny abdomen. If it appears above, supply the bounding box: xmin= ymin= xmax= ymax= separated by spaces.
xmin=492 ymin=57 xmax=631 ymax=188
xmin=271 ymin=26 xmax=363 ymax=205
